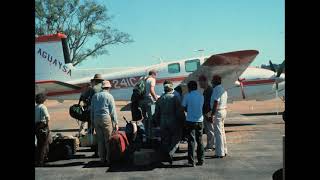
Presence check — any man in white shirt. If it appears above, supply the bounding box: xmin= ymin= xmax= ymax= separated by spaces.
xmin=209 ymin=75 xmax=228 ymax=158
xmin=35 ymin=93 xmax=50 ymax=166
xmin=182 ymin=81 xmax=205 ymax=166
xmin=142 ymin=70 xmax=159 ymax=141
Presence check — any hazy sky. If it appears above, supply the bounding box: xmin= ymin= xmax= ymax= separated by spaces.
xmin=78 ymin=0 xmax=284 ymax=69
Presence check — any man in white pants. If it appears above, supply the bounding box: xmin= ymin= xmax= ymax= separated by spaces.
xmin=209 ymin=75 xmax=228 ymax=158
xmin=91 ymin=80 xmax=118 ymax=165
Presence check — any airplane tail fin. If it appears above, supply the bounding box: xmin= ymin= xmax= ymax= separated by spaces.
xmin=35 ymin=33 xmax=74 ymax=82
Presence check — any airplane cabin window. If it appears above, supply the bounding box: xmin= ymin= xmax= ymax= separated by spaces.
xmin=168 ymin=63 xmax=180 ymax=73
xmin=185 ymin=59 xmax=200 ymax=72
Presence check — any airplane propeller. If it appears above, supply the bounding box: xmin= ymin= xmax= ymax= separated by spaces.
xmin=269 ymin=60 xmax=285 ymax=114
xmin=270 ymin=60 xmax=285 ymax=91
xmin=238 ymin=78 xmax=246 ymax=99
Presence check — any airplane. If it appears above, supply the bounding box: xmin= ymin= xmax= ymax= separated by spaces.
xmin=35 ymin=33 xmax=285 ymax=106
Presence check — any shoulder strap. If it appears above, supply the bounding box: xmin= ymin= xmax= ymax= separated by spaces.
xmin=39 ymin=105 xmax=42 ymax=121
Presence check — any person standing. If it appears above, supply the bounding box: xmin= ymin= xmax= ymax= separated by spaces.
xmin=155 ymin=80 xmax=183 ymax=164
xmin=35 ymin=93 xmax=50 ymax=166
xmin=141 ymin=70 xmax=159 ymax=141
xmin=79 ymin=74 xmax=104 ymax=135
xmin=182 ymin=81 xmax=205 ymax=166
xmin=210 ymin=75 xmax=228 ymax=158
xmin=174 ymin=85 xmax=188 ymax=143
xmin=91 ymin=80 xmax=118 ymax=165
xmin=198 ymin=75 xmax=215 ymax=152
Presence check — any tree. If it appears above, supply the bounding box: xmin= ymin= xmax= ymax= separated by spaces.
xmin=35 ymin=0 xmax=133 ymax=66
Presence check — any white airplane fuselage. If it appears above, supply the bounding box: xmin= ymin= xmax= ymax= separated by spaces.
xmin=35 ymin=34 xmax=284 ymax=103
xmin=37 ymin=58 xmax=284 ymax=103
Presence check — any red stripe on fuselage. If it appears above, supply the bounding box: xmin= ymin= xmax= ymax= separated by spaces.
xmin=39 ymin=78 xmax=275 ymax=97
xmin=36 ymin=80 xmax=58 ymax=84
xmin=46 ymin=89 xmax=83 ymax=96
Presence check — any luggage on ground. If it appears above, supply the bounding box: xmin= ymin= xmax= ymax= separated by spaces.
xmin=47 ymin=134 xmax=79 ymax=161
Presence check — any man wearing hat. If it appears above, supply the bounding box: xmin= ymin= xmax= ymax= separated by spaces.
xmin=198 ymin=75 xmax=215 ymax=152
xmin=79 ymin=74 xmax=104 ymax=135
xmin=209 ymin=75 xmax=228 ymax=158
xmin=91 ymin=80 xmax=118 ymax=165
xmin=154 ymin=80 xmax=183 ymax=164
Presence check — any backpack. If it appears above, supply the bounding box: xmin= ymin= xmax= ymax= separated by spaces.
xmin=69 ymin=104 xmax=90 ymax=122
xmin=109 ymin=131 xmax=129 ymax=163
xmin=131 ymin=76 xmax=147 ymax=102
xmin=130 ymin=101 xmax=142 ymax=121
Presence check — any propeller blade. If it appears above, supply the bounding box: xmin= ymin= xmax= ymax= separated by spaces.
xmin=277 ymin=60 xmax=285 ymax=77
xmin=269 ymin=60 xmax=276 ymax=72
xmin=238 ymin=78 xmax=246 ymax=99
xmin=275 ymin=88 xmax=279 ymax=114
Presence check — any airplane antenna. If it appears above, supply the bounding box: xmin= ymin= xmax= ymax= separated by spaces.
xmin=194 ymin=49 xmax=205 ymax=58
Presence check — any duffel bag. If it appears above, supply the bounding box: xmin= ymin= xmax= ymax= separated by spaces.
xmin=109 ymin=131 xmax=129 ymax=163
xmin=69 ymin=104 xmax=90 ymax=122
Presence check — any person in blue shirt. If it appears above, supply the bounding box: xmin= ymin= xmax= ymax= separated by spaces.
xmin=91 ymin=80 xmax=118 ymax=165
xmin=182 ymin=81 xmax=205 ymax=167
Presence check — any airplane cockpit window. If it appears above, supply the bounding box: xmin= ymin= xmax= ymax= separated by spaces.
xmin=168 ymin=63 xmax=180 ymax=73
xmin=185 ymin=59 xmax=200 ymax=72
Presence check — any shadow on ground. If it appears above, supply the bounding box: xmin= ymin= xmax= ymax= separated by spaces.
xmin=69 ymin=154 xmax=98 ymax=159
xmin=105 ymin=161 xmax=192 ymax=172
xmin=51 ymin=129 xmax=79 ymax=133
xmin=83 ymin=161 xmax=109 ymax=168
xmin=42 ymin=162 xmax=85 ymax=167
xmin=77 ymin=148 xmax=94 ymax=153
xmin=241 ymin=112 xmax=283 ymax=116
xmin=224 ymin=123 xmax=256 ymax=127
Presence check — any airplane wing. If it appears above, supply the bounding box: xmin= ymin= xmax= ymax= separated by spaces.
xmin=181 ymin=50 xmax=259 ymax=91
xmin=35 ymin=80 xmax=83 ymax=97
